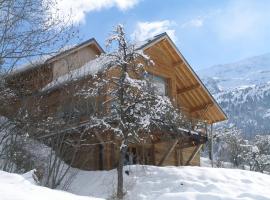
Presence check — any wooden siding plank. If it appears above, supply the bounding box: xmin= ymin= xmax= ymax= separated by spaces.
xmin=177 ymin=83 xmax=201 ymax=94
xmin=190 ymin=103 xmax=214 ymax=113
xmin=185 ymin=144 xmax=202 ymax=165
xmin=158 ymin=139 xmax=179 ymax=166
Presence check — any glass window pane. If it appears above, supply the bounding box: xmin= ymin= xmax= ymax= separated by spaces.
xmin=150 ymin=74 xmax=166 ymax=96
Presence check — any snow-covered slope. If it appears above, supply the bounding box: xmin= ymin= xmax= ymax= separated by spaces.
xmin=199 ymin=53 xmax=270 ymax=90
xmin=62 ymin=165 xmax=270 ymax=200
xmin=216 ymin=83 xmax=270 ymax=136
xmin=199 ymin=53 xmax=270 ymax=136
xmin=0 ymin=170 xmax=103 ymax=200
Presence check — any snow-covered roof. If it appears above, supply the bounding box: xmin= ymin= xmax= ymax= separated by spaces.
xmin=10 ymin=38 xmax=104 ymax=76
xmin=134 ymin=33 xmax=167 ymax=50
xmin=41 ymin=55 xmax=112 ymax=91
xmin=46 ymin=38 xmax=104 ymax=64
xmin=9 ymin=34 xmax=157 ymax=77
xmin=40 ymin=35 xmax=167 ymax=92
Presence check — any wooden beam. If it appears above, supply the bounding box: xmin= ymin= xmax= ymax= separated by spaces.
xmin=173 ymin=61 xmax=185 ymax=68
xmin=210 ymin=124 xmax=214 ymax=167
xmin=174 ymin=69 xmax=188 ymax=87
xmin=95 ymin=132 xmax=105 ymax=146
xmin=177 ymin=84 xmax=201 ymax=94
xmin=162 ymin=40 xmax=179 ymax=62
xmin=185 ymin=144 xmax=202 ymax=166
xmin=149 ymin=45 xmax=173 ymax=65
xmin=180 ymin=148 xmax=184 ymax=165
xmin=198 ymin=103 xmax=211 ymax=119
xmin=178 ymin=140 xmax=184 ymax=165
xmin=158 ymin=139 xmax=179 ymax=166
xmin=176 ymin=149 xmax=180 ymax=166
xmin=190 ymin=103 xmax=213 ymax=113
xmin=152 ymin=144 xmax=155 ymax=165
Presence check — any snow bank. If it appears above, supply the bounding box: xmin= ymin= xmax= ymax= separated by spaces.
xmin=2 ymin=163 xmax=270 ymax=200
xmin=0 ymin=170 xmax=103 ymax=200
xmin=63 ymin=165 xmax=270 ymax=200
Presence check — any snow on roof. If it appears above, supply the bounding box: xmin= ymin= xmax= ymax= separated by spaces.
xmin=41 ymin=55 xmax=112 ymax=92
xmin=40 ymin=35 xmax=163 ymax=92
xmin=11 ymin=45 xmax=79 ymax=76
xmin=135 ymin=32 xmax=167 ymax=50
xmin=11 ymin=55 xmax=51 ymax=75
xmin=10 ymin=38 xmax=104 ymax=76
xmin=10 ymin=34 xmax=160 ymax=78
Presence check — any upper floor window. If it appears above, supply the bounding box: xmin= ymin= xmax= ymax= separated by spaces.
xmin=148 ymin=74 xmax=168 ymax=96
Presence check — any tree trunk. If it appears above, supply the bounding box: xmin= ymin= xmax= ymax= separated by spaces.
xmin=117 ymin=147 xmax=126 ymax=199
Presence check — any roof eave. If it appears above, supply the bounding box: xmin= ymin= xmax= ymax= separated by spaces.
xmin=45 ymin=38 xmax=105 ymax=64
xmin=139 ymin=32 xmax=228 ymax=123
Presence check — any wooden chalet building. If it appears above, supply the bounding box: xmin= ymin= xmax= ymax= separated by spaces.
xmin=3 ymin=33 xmax=227 ymax=170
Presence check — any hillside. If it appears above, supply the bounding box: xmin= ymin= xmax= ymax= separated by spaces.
xmin=59 ymin=165 xmax=270 ymax=200
xmin=215 ymin=83 xmax=270 ymax=137
xmin=199 ymin=53 xmax=270 ymax=136
xmin=199 ymin=53 xmax=270 ymax=90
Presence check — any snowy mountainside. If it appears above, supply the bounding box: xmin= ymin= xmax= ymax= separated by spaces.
xmin=215 ymin=83 xmax=270 ymax=136
xmin=199 ymin=53 xmax=270 ymax=137
xmin=199 ymin=53 xmax=270 ymax=90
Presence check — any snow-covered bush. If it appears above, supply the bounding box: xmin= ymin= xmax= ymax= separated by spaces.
xmin=243 ymin=135 xmax=270 ymax=173
xmin=214 ymin=126 xmax=270 ymax=173
xmin=0 ymin=117 xmax=32 ymax=173
xmin=215 ymin=126 xmax=246 ymax=167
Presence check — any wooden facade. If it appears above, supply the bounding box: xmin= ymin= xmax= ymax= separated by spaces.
xmin=3 ymin=34 xmax=227 ymax=170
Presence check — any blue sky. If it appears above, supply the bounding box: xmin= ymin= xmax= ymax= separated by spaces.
xmin=55 ymin=0 xmax=270 ymax=70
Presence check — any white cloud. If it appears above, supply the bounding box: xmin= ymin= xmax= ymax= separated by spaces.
xmin=182 ymin=18 xmax=204 ymax=28
xmin=131 ymin=20 xmax=177 ymax=42
xmin=181 ymin=10 xmax=222 ymax=29
xmin=51 ymin=0 xmax=139 ymax=24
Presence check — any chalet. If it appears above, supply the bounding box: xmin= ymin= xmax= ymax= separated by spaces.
xmin=3 ymin=33 xmax=227 ymax=170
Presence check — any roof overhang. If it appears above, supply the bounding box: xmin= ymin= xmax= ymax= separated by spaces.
xmin=138 ymin=33 xmax=227 ymax=124
xmin=45 ymin=38 xmax=104 ymax=64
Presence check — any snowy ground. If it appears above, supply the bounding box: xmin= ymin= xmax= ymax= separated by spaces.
xmin=201 ymin=157 xmax=235 ymax=168
xmin=62 ymin=165 xmax=270 ymax=200
xmin=0 ymin=170 xmax=103 ymax=200
xmin=1 ymin=165 xmax=270 ymax=200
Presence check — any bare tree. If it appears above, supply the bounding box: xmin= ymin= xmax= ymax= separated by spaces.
xmin=0 ymin=0 xmax=77 ymax=120
xmin=0 ymin=0 xmax=79 ymax=186
xmin=0 ymin=0 xmax=77 ymax=72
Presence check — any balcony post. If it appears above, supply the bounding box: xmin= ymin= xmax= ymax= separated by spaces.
xmin=210 ymin=124 xmax=214 ymax=167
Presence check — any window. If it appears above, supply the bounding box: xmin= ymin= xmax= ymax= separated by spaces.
xmin=149 ymin=74 xmax=168 ymax=96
